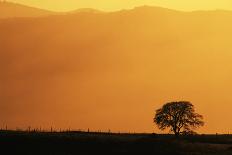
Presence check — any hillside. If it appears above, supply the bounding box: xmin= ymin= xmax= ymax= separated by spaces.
xmin=1 ymin=131 xmax=232 ymax=155
xmin=1 ymin=6 xmax=232 ymax=133
xmin=0 ymin=1 xmax=54 ymax=18
xmin=69 ymin=8 xmax=103 ymax=14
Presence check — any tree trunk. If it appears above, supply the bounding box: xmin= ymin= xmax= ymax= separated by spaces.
xmin=174 ymin=129 xmax=180 ymax=137
xmin=175 ymin=132 xmax=180 ymax=137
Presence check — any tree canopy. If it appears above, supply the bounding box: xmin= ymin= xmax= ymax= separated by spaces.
xmin=154 ymin=101 xmax=204 ymax=136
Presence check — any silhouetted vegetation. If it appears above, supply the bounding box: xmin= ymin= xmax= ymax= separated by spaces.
xmin=154 ymin=101 xmax=204 ymax=136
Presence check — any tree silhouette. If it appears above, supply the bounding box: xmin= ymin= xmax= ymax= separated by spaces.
xmin=154 ymin=101 xmax=204 ymax=136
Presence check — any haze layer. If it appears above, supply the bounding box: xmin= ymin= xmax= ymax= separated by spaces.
xmin=1 ymin=5 xmax=232 ymax=133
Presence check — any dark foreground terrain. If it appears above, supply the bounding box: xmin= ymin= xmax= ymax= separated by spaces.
xmin=1 ymin=131 xmax=232 ymax=155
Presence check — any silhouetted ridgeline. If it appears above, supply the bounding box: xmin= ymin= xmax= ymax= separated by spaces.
xmin=1 ymin=131 xmax=232 ymax=155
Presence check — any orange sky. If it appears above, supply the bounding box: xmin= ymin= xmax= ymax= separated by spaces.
xmin=1 ymin=1 xmax=232 ymax=134
xmin=8 ymin=0 xmax=232 ymax=11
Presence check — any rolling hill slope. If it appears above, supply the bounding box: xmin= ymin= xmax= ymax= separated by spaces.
xmin=0 ymin=1 xmax=54 ymax=18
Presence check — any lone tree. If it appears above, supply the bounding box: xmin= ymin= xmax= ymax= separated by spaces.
xmin=154 ymin=101 xmax=204 ymax=136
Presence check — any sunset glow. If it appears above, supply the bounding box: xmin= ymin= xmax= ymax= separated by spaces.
xmin=9 ymin=0 xmax=232 ymax=11
xmin=1 ymin=0 xmax=232 ymax=135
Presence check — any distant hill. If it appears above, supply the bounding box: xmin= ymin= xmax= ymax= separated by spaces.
xmin=0 ymin=1 xmax=54 ymax=18
xmin=69 ymin=8 xmax=103 ymax=14
xmin=1 ymin=6 xmax=232 ymax=133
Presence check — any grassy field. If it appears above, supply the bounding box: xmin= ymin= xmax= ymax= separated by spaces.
xmin=1 ymin=131 xmax=232 ymax=155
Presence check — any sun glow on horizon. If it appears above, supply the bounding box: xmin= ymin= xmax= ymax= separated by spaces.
xmin=7 ymin=0 xmax=232 ymax=12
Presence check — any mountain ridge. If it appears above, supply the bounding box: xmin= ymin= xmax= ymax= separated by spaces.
xmin=1 ymin=2 xmax=232 ymax=19
xmin=0 ymin=1 xmax=56 ymax=18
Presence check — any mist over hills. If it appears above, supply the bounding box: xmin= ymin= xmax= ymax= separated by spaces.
xmin=1 ymin=5 xmax=232 ymax=133
xmin=0 ymin=1 xmax=105 ymax=18
xmin=70 ymin=8 xmax=103 ymax=14
xmin=0 ymin=1 xmax=56 ymax=18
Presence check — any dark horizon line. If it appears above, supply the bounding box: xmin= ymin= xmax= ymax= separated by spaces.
xmin=0 ymin=129 xmax=230 ymax=136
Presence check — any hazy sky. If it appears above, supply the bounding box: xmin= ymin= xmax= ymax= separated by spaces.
xmin=2 ymin=0 xmax=232 ymax=134
xmin=8 ymin=0 xmax=232 ymax=11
